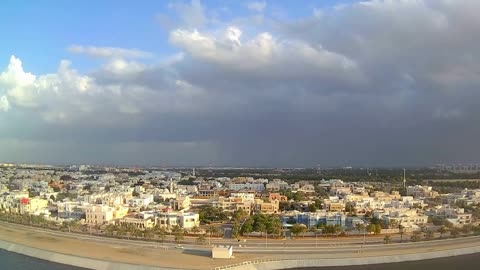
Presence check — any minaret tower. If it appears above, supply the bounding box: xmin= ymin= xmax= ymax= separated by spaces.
xmin=192 ymin=168 xmax=196 ymax=177
xmin=403 ymin=168 xmax=406 ymax=188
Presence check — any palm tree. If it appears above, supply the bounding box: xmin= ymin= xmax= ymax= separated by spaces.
xmin=438 ymin=226 xmax=447 ymax=239
xmin=411 ymin=230 xmax=422 ymax=242
xmin=61 ymin=221 xmax=70 ymax=232
xmin=70 ymin=220 xmax=81 ymax=232
xmin=461 ymin=225 xmax=473 ymax=235
xmin=355 ymin=223 xmax=365 ymax=233
xmin=173 ymin=227 xmax=185 ymax=243
xmin=398 ymin=225 xmax=405 ymax=242
xmin=206 ymin=225 xmax=219 ymax=246
xmin=190 ymin=225 xmax=200 ymax=235
xmin=389 ymin=219 xmax=398 ymax=229
xmin=425 ymin=230 xmax=434 ymax=240
xmin=143 ymin=228 xmax=154 ymax=240
xmin=105 ymin=224 xmax=116 ymax=237
xmin=116 ymin=226 xmax=127 ymax=238
xmin=196 ymin=234 xmax=206 ymax=245
xmin=154 ymin=225 xmax=167 ymax=242
xmin=451 ymin=228 xmax=460 ymax=238
xmin=384 ymin=235 xmax=391 ymax=244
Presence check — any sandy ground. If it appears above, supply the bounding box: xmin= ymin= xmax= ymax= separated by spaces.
xmin=0 ymin=224 xmax=271 ymax=270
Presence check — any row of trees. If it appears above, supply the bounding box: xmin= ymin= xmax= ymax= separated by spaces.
xmin=0 ymin=212 xmax=83 ymax=231
xmin=233 ymin=212 xmax=283 ymax=238
xmin=198 ymin=206 xmax=229 ymax=224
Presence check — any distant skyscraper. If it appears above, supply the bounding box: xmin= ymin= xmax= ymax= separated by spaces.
xmin=192 ymin=168 xmax=195 ymax=177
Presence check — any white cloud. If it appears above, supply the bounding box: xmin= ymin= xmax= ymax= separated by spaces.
xmin=247 ymin=1 xmax=267 ymax=12
xmin=102 ymin=58 xmax=146 ymax=75
xmin=68 ymin=45 xmax=152 ymax=59
xmin=0 ymin=56 xmax=38 ymax=107
xmin=170 ymin=26 xmax=356 ymax=70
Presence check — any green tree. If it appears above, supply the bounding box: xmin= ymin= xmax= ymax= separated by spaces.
xmin=241 ymin=217 xmax=254 ymax=235
xmin=268 ymin=216 xmax=283 ymax=237
xmin=198 ymin=206 xmax=228 ymax=224
xmin=231 ymin=208 xmax=248 ymax=222
xmin=290 ymin=224 xmax=307 ymax=238
xmin=355 ymin=223 xmax=365 ymax=233
xmin=345 ymin=204 xmax=356 ymax=216
xmin=232 ymin=221 xmax=241 ymax=239
xmin=286 ymin=217 xmax=297 ymax=225
xmin=367 ymin=224 xmax=376 ymax=234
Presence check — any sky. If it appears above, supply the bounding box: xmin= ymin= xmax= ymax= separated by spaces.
xmin=1 ymin=0 xmax=480 ymax=167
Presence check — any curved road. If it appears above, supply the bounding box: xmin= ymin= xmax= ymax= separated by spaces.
xmin=1 ymin=221 xmax=479 ymax=256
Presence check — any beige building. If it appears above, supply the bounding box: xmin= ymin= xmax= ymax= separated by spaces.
xmin=19 ymin=197 xmax=48 ymax=215
xmin=173 ymin=195 xmax=191 ymax=211
xmin=155 ymin=209 xmax=200 ymax=229
xmin=85 ymin=204 xmax=115 ymax=225
xmin=256 ymin=199 xmax=280 ymax=214
xmin=119 ymin=215 xmax=155 ymax=229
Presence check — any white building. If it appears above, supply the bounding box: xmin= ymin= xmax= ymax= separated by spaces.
xmin=129 ymin=194 xmax=154 ymax=207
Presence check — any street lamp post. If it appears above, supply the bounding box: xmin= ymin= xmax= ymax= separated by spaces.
xmin=265 ymin=230 xmax=268 ymax=248
xmin=363 ymin=228 xmax=366 ymax=245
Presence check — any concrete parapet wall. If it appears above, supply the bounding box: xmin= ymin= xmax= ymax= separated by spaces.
xmin=218 ymin=245 xmax=480 ymax=270
xmin=0 ymin=239 xmax=179 ymax=270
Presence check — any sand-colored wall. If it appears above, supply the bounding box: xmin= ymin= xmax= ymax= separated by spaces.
xmin=217 ymin=245 xmax=480 ymax=270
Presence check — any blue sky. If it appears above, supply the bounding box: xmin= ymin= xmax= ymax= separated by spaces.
xmin=1 ymin=0 xmax=480 ymax=167
xmin=0 ymin=0 xmax=356 ymax=73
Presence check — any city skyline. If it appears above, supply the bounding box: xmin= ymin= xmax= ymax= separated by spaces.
xmin=1 ymin=0 xmax=480 ymax=167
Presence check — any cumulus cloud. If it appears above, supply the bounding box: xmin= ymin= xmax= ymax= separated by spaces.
xmin=247 ymin=1 xmax=266 ymax=12
xmin=170 ymin=26 xmax=358 ymax=80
